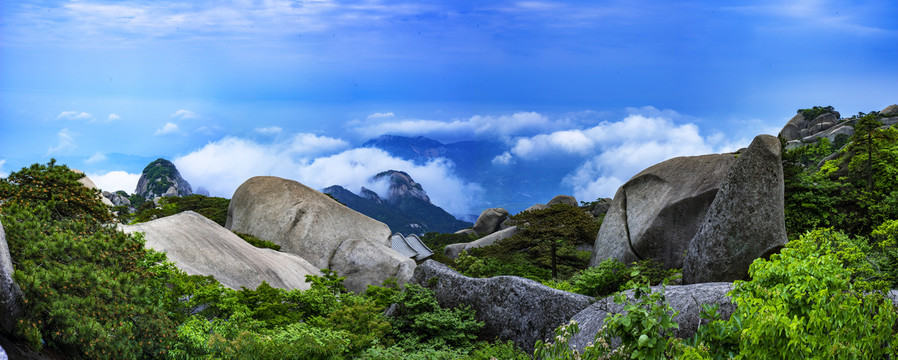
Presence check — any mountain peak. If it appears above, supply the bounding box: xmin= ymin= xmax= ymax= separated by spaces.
xmin=135 ymin=158 xmax=193 ymax=199
xmin=374 ymin=170 xmax=431 ymax=204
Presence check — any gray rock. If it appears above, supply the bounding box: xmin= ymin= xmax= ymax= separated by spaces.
xmin=590 ymin=153 xmax=738 ymax=269
xmin=590 ymin=198 xmax=613 ymax=217
xmin=0 ymin=220 xmax=24 ymax=334
xmin=801 ymin=123 xmax=854 ymax=144
xmin=807 ymin=113 xmax=838 ymax=134
xmin=547 ymin=195 xmax=578 ymax=207
xmin=226 ymin=176 xmax=413 ymax=293
xmin=72 ymin=169 xmax=115 ymax=207
xmin=444 ymin=226 xmax=519 ymax=258
xmin=122 ymin=211 xmax=319 ymax=291
xmin=411 ymin=260 xmax=593 ymax=352
xmin=472 ymin=208 xmax=509 ymax=236
xmin=525 ymin=204 xmax=548 ymax=212
xmin=454 ymin=228 xmax=477 ymax=237
xmin=881 ymin=104 xmax=898 ymax=116
xmin=568 ymin=283 xmax=735 ymax=351
xmin=102 ymin=191 xmax=131 ymax=207
xmin=683 ymin=135 xmax=787 ymax=284
xmin=778 ymin=113 xmax=807 ymax=141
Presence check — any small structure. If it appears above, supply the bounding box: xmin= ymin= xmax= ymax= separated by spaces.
xmin=390 ymin=233 xmax=434 ymax=260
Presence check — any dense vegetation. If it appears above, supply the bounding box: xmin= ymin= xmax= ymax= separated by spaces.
xmin=1 ymin=106 xmax=896 ymax=359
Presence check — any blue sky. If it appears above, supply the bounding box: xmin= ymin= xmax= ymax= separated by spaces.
xmin=1 ymin=0 xmax=897 ymax=216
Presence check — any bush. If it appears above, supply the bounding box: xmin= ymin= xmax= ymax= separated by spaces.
xmin=569 ymin=258 xmax=628 ymax=297
xmin=389 ymin=283 xmax=483 ymax=351
xmin=0 ymin=159 xmax=112 ymax=222
xmin=727 ymin=229 xmax=898 ymax=358
xmin=233 ymin=231 xmax=281 ymax=251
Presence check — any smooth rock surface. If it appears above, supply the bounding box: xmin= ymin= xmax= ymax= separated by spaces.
xmin=72 ymin=169 xmax=115 ymax=207
xmin=0 ymin=220 xmax=24 ymax=334
xmin=329 ymin=238 xmax=416 ymax=292
xmin=547 ymin=195 xmax=578 ymax=207
xmin=569 ymin=282 xmax=735 ymax=351
xmin=444 ymin=226 xmax=519 ymax=258
xmin=122 ymin=211 xmax=319 ymax=291
xmin=226 ymin=176 xmax=412 ymax=292
xmin=778 ymin=113 xmax=806 ymax=141
xmin=683 ymin=135 xmax=787 ymax=284
xmin=881 ymin=104 xmax=898 ymax=116
xmin=472 ymin=208 xmax=509 ymax=236
xmin=411 ymin=260 xmax=593 ymax=352
xmin=590 ymin=153 xmax=738 ymax=269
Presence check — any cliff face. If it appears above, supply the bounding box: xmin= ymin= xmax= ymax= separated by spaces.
xmin=135 ymin=158 xmax=193 ymax=199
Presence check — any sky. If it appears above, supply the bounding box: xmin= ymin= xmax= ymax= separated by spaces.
xmin=1 ymin=0 xmax=897 ymax=217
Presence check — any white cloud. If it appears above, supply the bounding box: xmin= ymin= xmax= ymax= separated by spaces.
xmin=155 ymin=122 xmax=180 ymax=135
xmin=255 ymin=126 xmax=283 ymax=134
xmin=174 ymin=135 xmax=482 ymax=216
xmin=353 ymin=111 xmax=569 ymax=140
xmin=57 ymin=111 xmax=93 ymax=121
xmin=367 ymin=112 xmax=396 ymax=120
xmin=47 ymin=128 xmax=77 ymax=155
xmin=0 ymin=159 xmax=7 ymax=178
xmin=84 ymin=152 xmax=108 ymax=164
xmin=107 ymin=113 xmax=121 ymax=121
xmin=171 ymin=109 xmax=196 ymax=120
xmin=87 ymin=171 xmax=141 ymax=193
xmin=491 ymin=151 xmax=514 ymax=166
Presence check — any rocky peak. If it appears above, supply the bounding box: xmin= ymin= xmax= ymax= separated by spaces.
xmin=374 ymin=170 xmax=431 ymax=204
xmin=360 ymin=187 xmax=383 ymax=204
xmin=135 ymin=158 xmax=193 ymax=200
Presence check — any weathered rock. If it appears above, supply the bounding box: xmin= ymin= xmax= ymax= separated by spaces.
xmin=547 ymin=195 xmax=578 ymax=207
xmin=122 ymin=211 xmax=319 ymax=290
xmin=72 ymin=169 xmax=115 ymax=207
xmin=411 ymin=260 xmax=593 ymax=352
xmin=590 ymin=153 xmax=738 ymax=269
xmin=568 ymin=283 xmax=735 ymax=351
xmin=472 ymin=208 xmax=509 ymax=236
xmin=807 ymin=112 xmax=838 ymax=134
xmin=590 ymin=198 xmax=613 ymax=217
xmin=881 ymin=104 xmax=898 ymax=116
xmin=801 ymin=123 xmax=854 ymax=144
xmin=683 ymin=135 xmax=787 ymax=284
xmin=0 ymin=220 xmax=24 ymax=334
xmin=225 ymin=176 xmax=413 ymax=292
xmin=778 ymin=113 xmax=807 ymax=141
xmin=102 ymin=191 xmax=131 ymax=207
xmin=454 ymin=228 xmax=477 ymax=237
xmin=444 ymin=226 xmax=519 ymax=258
xmin=525 ymin=203 xmax=548 ymax=212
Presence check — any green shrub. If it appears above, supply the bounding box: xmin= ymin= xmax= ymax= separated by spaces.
xmin=389 ymin=283 xmax=483 ymax=351
xmin=0 ymin=159 xmax=112 ymax=222
xmin=727 ymin=228 xmax=898 ymax=358
xmin=233 ymin=231 xmax=281 ymax=251
xmin=569 ymin=258 xmax=628 ymax=297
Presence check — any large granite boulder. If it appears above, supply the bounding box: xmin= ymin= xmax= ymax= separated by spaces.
xmin=547 ymin=195 xmax=578 ymax=207
xmin=411 ymin=260 xmax=593 ymax=352
xmin=590 ymin=153 xmax=738 ymax=269
xmin=779 ymin=111 xmax=842 ymax=142
xmin=72 ymin=169 xmax=115 ymax=207
xmin=683 ymin=135 xmax=787 ymax=283
xmin=444 ymin=226 xmax=519 ymax=258
xmin=225 ymin=176 xmax=414 ymax=293
xmin=589 ymin=198 xmax=613 ymax=217
xmin=778 ymin=113 xmax=807 ymax=141
xmin=102 ymin=191 xmax=132 ymax=207
xmin=0 ymin=220 xmax=24 ymax=334
xmin=122 ymin=211 xmax=319 ymax=290
xmin=472 ymin=208 xmax=509 ymax=236
xmin=568 ymin=283 xmax=735 ymax=351
xmin=881 ymin=104 xmax=898 ymax=116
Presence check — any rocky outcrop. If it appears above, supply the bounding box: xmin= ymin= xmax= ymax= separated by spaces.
xmin=590 ymin=153 xmax=738 ymax=269
xmin=226 ymin=176 xmax=414 ymax=293
xmin=411 ymin=260 xmax=593 ymax=352
xmin=547 ymin=195 xmax=578 ymax=207
xmin=0 ymin=220 xmax=24 ymax=334
xmin=72 ymin=169 xmax=115 ymax=207
xmin=472 ymin=208 xmax=509 ymax=236
xmin=882 ymin=104 xmax=898 ymax=116
xmin=374 ymin=170 xmax=430 ymax=204
xmin=590 ymin=198 xmax=613 ymax=217
xmin=102 ymin=191 xmax=131 ymax=207
xmin=568 ymin=283 xmax=735 ymax=351
xmin=683 ymin=135 xmax=787 ymax=283
xmin=444 ymin=226 xmax=519 ymax=258
xmin=135 ymin=158 xmax=193 ymax=199
xmin=122 ymin=211 xmax=319 ymax=290
xmin=779 ymin=110 xmax=841 ymax=142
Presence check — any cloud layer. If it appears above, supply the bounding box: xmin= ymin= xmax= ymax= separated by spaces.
xmin=173 ymin=134 xmax=482 ymax=216
xmin=88 ymin=171 xmax=141 ymax=193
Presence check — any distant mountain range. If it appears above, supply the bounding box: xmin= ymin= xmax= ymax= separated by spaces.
xmin=324 ymin=170 xmax=472 ymax=235
xmin=362 ymin=135 xmax=579 ymax=216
